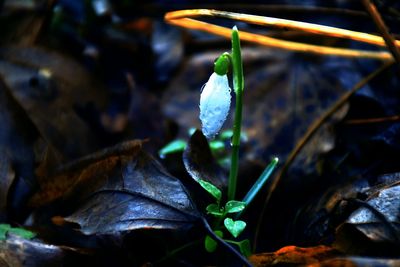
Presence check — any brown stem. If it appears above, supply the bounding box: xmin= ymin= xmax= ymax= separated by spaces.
xmin=363 ymin=0 xmax=400 ymax=67
xmin=165 ymin=9 xmax=394 ymax=60
xmin=344 ymin=114 xmax=400 ymax=124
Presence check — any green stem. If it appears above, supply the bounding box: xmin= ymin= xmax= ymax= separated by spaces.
xmin=228 ymin=26 xmax=244 ymax=201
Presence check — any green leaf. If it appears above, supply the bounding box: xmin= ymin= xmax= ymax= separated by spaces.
xmin=204 ymin=230 xmax=223 ymax=253
xmin=158 ymin=139 xmax=186 ymax=157
xmin=8 ymin=228 xmax=36 ymax=239
xmin=225 ymin=200 xmax=246 ymax=214
xmin=209 ymin=140 xmax=225 ymax=152
xmin=214 ymin=53 xmax=231 ymax=76
xmin=224 ymin=218 xmax=246 ymax=238
xmin=198 ymin=179 xmax=222 ymax=202
xmin=242 ymin=157 xmax=279 ymax=206
xmin=238 ymin=239 xmax=252 ymax=258
xmin=0 ymin=224 xmax=11 ymax=240
xmin=206 ymin=204 xmax=224 ymax=217
xmin=0 ymin=224 xmax=36 ymax=240
xmin=220 ymin=129 xmax=233 ymax=140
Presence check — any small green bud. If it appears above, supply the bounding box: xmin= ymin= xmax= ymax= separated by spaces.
xmin=214 ymin=53 xmax=231 ymax=75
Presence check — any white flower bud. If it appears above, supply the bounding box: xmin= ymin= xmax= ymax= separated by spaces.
xmin=199 ymin=72 xmax=231 ymax=139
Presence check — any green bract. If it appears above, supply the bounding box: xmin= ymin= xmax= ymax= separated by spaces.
xmin=214 ymin=53 xmax=231 ymax=75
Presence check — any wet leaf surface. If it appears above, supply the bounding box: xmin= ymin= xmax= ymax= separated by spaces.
xmin=59 ymin=147 xmax=199 ymax=235
xmin=334 ymin=177 xmax=400 ymax=255
xmin=0 ymin=234 xmax=78 ymax=267
xmin=0 ymin=46 xmax=107 ymax=160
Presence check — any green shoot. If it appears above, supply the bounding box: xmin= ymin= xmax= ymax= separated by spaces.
xmin=228 ymin=26 xmax=244 ymax=201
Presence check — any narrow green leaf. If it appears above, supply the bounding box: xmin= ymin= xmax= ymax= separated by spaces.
xmin=225 ymin=200 xmax=246 ymax=214
xmin=224 ymin=218 xmax=246 ymax=238
xmin=206 ymin=203 xmax=224 ymax=217
xmin=0 ymin=224 xmax=36 ymax=240
xmin=0 ymin=224 xmax=11 ymax=240
xmin=220 ymin=129 xmax=233 ymax=140
xmin=242 ymin=157 xmax=279 ymax=207
xmin=238 ymin=239 xmax=252 ymax=258
xmin=198 ymin=179 xmax=222 ymax=202
xmin=158 ymin=139 xmax=187 ymax=157
xmin=209 ymin=140 xmax=225 ymax=152
xmin=8 ymin=228 xmax=36 ymax=239
xmin=205 ymin=230 xmax=223 ymax=253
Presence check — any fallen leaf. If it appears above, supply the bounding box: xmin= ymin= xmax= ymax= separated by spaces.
xmin=0 ymin=234 xmax=70 ymax=267
xmin=58 ymin=148 xmax=199 ymax=235
xmin=249 ymin=245 xmax=339 ymax=267
xmin=0 ymin=46 xmax=107 ymax=160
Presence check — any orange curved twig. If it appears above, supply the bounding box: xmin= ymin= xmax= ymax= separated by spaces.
xmin=165 ymin=9 xmax=396 ymax=60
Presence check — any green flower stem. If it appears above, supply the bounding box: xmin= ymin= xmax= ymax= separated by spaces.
xmin=228 ymin=26 xmax=244 ymax=201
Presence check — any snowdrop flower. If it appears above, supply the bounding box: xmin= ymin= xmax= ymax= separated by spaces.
xmin=200 ymin=72 xmax=231 ymax=139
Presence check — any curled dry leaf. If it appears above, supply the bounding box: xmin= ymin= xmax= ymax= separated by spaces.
xmin=183 ymin=130 xmax=227 ymax=190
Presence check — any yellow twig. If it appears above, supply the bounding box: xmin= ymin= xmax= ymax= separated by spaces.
xmin=165 ymin=9 xmax=396 ymax=60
